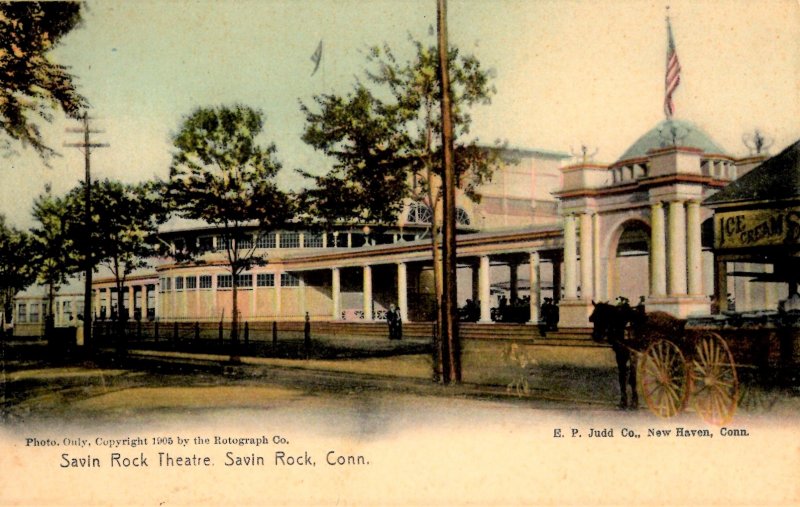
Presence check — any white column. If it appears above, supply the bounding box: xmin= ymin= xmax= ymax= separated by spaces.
xmin=479 ymin=255 xmax=491 ymax=322
xmin=579 ymin=212 xmax=594 ymax=300
xmin=397 ymin=262 xmax=408 ymax=322
xmin=650 ymin=202 xmax=667 ymax=297
xmin=95 ymin=289 xmax=102 ymax=318
xmin=362 ymin=265 xmax=373 ymax=320
xmin=563 ymin=214 xmax=578 ymax=299
xmin=275 ymin=271 xmax=282 ymax=317
xmin=153 ymin=285 xmax=159 ymax=320
xmin=125 ymin=286 xmax=133 ymax=319
xmin=593 ymin=213 xmax=602 ymax=301
xmin=331 ymin=267 xmax=341 ymax=320
xmin=528 ymin=251 xmax=540 ymax=323
xmin=686 ymin=200 xmax=703 ymax=296
xmin=668 ymin=200 xmax=688 ymax=296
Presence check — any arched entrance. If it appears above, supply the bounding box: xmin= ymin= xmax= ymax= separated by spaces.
xmin=610 ymin=220 xmax=651 ymax=302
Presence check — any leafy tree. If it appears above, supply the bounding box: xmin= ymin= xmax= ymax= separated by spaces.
xmin=0 ymin=1 xmax=86 ymax=160
xmin=29 ymin=187 xmax=81 ymax=327
xmin=167 ymin=105 xmax=292 ymax=352
xmin=0 ymin=215 xmax=36 ymax=328
xmin=300 ymin=37 xmax=501 ymax=375
xmin=65 ymin=179 xmax=166 ymax=339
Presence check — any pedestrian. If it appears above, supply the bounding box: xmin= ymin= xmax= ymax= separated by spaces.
xmin=303 ymin=312 xmax=311 ymax=358
xmin=394 ymin=307 xmax=403 ymax=340
xmin=387 ymin=304 xmax=398 ymax=340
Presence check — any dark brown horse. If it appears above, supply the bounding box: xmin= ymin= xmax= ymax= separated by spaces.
xmin=589 ymin=301 xmax=685 ymax=409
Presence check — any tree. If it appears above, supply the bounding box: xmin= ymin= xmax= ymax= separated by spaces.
xmin=0 ymin=1 xmax=86 ymax=160
xmin=65 ymin=179 xmax=165 ymax=346
xmin=300 ymin=36 xmax=501 ymax=379
xmin=0 ymin=215 xmax=36 ymax=330
xmin=30 ymin=187 xmax=81 ymax=330
xmin=167 ymin=105 xmax=292 ymax=354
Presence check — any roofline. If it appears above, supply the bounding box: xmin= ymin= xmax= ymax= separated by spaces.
xmin=556 ymin=173 xmax=728 ymax=199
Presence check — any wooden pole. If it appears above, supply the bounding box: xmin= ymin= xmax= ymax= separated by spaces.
xmin=437 ymin=0 xmax=460 ymax=383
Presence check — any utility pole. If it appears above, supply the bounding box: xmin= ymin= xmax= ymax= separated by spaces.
xmin=437 ymin=0 xmax=460 ymax=383
xmin=65 ymin=112 xmax=107 ymax=350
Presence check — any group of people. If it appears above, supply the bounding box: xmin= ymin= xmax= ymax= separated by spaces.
xmin=386 ymin=304 xmax=403 ymax=340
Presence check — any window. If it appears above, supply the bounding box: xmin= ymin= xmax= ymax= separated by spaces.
xmin=237 ymin=235 xmax=254 ymax=250
xmin=456 ymin=207 xmax=471 ymax=226
xmin=63 ymin=301 xmax=73 ymax=321
xmin=256 ymin=232 xmax=276 ymax=248
xmin=280 ymin=231 xmax=300 ymax=248
xmin=29 ymin=303 xmax=39 ymax=323
xmin=186 ymin=276 xmax=197 ymax=290
xmin=304 ymin=232 xmax=323 ymax=248
xmin=160 ymin=277 xmax=171 ymax=292
xmin=198 ymin=236 xmax=214 ymax=252
xmin=406 ymin=202 xmax=432 ymax=224
xmin=237 ymin=273 xmax=253 ymax=288
xmin=199 ymin=275 xmax=212 ymax=289
xmin=281 ymin=273 xmax=300 ymax=287
xmin=217 ymin=274 xmax=233 ymax=289
xmin=326 ymin=232 xmax=346 ymax=248
xmin=17 ymin=303 xmax=26 ymax=323
xmin=175 ymin=276 xmax=184 ymax=291
xmin=257 ymin=273 xmax=275 ymax=287
xmin=215 ymin=236 xmax=228 ymax=251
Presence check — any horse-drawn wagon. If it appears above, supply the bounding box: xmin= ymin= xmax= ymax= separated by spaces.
xmin=590 ymin=302 xmax=799 ymax=425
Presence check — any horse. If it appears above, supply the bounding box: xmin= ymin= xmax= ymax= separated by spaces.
xmin=589 ymin=301 xmax=686 ymax=410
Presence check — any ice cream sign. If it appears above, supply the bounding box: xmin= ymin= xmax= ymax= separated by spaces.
xmin=715 ymin=207 xmax=800 ymax=249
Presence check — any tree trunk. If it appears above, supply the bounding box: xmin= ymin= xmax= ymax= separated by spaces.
xmin=46 ymin=281 xmax=55 ymax=340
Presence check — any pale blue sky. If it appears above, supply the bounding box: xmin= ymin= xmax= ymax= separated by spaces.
xmin=2 ymin=0 xmax=799 ymax=228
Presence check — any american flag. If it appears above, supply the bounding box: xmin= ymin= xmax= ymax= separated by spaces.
xmin=664 ymin=18 xmax=681 ymax=118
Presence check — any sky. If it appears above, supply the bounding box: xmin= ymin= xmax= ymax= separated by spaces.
xmin=2 ymin=0 xmax=799 ymax=229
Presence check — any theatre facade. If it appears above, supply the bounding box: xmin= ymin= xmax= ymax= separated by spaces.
xmin=13 ymin=121 xmax=792 ymax=337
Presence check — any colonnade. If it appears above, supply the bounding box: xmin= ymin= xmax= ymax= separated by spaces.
xmin=649 ymin=199 xmax=703 ymax=297
xmin=94 ymin=283 xmax=157 ymax=320
xmin=328 ymin=253 xmax=553 ymax=325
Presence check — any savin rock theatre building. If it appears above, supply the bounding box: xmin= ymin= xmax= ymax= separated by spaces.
xmin=11 ymin=22 xmax=793 ymax=337
xmin=15 ymin=123 xmax=789 ymax=337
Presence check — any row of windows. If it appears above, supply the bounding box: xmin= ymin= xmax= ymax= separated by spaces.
xmin=159 ymin=273 xmax=301 ymax=292
xmin=16 ymin=301 xmax=83 ymax=324
xmin=182 ymin=230 xmax=434 ymax=253
xmin=193 ymin=232 xmax=325 ymax=252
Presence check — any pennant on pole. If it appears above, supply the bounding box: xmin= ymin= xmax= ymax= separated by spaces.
xmin=311 ymin=40 xmax=323 ymax=76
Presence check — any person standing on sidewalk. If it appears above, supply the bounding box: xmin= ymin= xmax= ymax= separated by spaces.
xmin=387 ymin=305 xmax=398 ymax=340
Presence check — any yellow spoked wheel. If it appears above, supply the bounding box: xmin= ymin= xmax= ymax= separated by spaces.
xmin=640 ymin=340 xmax=689 ymax=418
xmin=690 ymin=332 xmax=739 ymax=426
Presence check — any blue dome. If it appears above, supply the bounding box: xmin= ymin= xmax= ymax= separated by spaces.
xmin=617 ymin=119 xmax=727 ymax=163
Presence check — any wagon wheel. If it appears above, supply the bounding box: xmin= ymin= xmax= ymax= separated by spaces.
xmin=639 ymin=340 xmax=690 ymax=418
xmin=690 ymin=332 xmax=739 ymax=426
